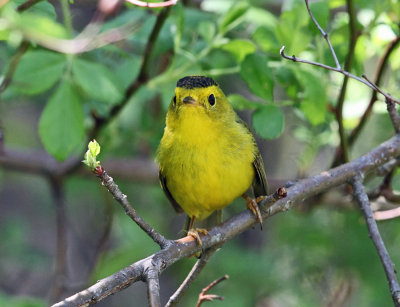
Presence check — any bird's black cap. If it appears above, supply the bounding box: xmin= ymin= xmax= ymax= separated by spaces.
xmin=176 ymin=76 xmax=218 ymax=89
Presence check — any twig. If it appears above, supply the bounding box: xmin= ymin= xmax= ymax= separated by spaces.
xmin=279 ymin=49 xmax=400 ymax=106
xmin=351 ymin=176 xmax=400 ymax=307
xmin=146 ymin=268 xmax=161 ymax=307
xmin=385 ymin=97 xmax=400 ymax=134
xmin=94 ymin=165 xmax=171 ymax=249
xmin=166 ymin=245 xmax=221 ymax=307
xmin=305 ymin=0 xmax=340 ymax=69
xmin=48 ymin=176 xmax=69 ymax=304
xmin=196 ymin=275 xmax=228 ymax=307
xmin=349 ymin=36 xmax=400 ymax=145
xmin=374 ymin=207 xmax=400 ymax=221
xmin=0 ymin=41 xmax=30 ymax=94
xmin=16 ymin=0 xmax=43 ymax=11
xmin=52 ymin=135 xmax=400 ymax=306
xmin=126 ymin=0 xmax=178 ymax=7
xmin=88 ymin=5 xmax=172 ymax=143
xmin=332 ymin=0 xmax=359 ymax=165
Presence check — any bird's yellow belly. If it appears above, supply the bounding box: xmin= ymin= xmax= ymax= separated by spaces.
xmin=163 ymin=141 xmax=255 ymax=220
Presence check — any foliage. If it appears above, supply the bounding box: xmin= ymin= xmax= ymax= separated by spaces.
xmin=1 ymin=0 xmax=400 ymax=306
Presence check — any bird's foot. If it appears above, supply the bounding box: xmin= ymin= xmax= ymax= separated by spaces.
xmin=243 ymin=194 xmax=265 ymax=229
xmin=187 ymin=228 xmax=208 ymax=247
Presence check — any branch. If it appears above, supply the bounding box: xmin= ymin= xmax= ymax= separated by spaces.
xmin=126 ymin=0 xmax=178 ymax=7
xmin=146 ymin=268 xmax=161 ymax=307
xmin=53 ymin=135 xmax=400 ymax=306
xmin=374 ymin=207 xmax=400 ymax=221
xmin=166 ymin=245 xmax=221 ymax=307
xmin=94 ymin=165 xmax=170 ymax=249
xmin=48 ymin=176 xmax=69 ymax=303
xmin=279 ymin=51 xmax=400 ymax=107
xmin=0 ymin=41 xmax=30 ymax=94
xmin=350 ymin=176 xmax=400 ymax=306
xmin=196 ymin=275 xmax=228 ymax=307
xmin=349 ymin=36 xmax=400 ymax=145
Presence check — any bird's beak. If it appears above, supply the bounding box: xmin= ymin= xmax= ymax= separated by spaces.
xmin=182 ymin=96 xmax=197 ymax=105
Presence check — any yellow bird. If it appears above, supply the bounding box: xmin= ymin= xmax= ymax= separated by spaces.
xmin=157 ymin=76 xmax=268 ymax=243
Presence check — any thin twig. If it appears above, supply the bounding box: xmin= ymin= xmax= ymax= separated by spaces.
xmin=48 ymin=176 xmax=69 ymax=304
xmin=95 ymin=166 xmax=171 ymax=249
xmin=196 ymin=275 xmax=228 ymax=307
xmin=126 ymin=0 xmax=178 ymax=7
xmin=89 ymin=5 xmax=172 ymax=141
xmin=351 ymin=176 xmax=400 ymax=307
xmin=374 ymin=207 xmax=400 ymax=221
xmin=146 ymin=268 xmax=161 ymax=307
xmin=305 ymin=0 xmax=340 ymax=69
xmin=349 ymin=36 xmax=400 ymax=145
xmin=166 ymin=245 xmax=221 ymax=307
xmin=0 ymin=41 xmax=30 ymax=94
xmin=385 ymin=97 xmax=400 ymax=134
xmin=332 ymin=0 xmax=359 ymax=165
xmin=16 ymin=0 xmax=43 ymax=11
xmin=279 ymin=49 xmax=400 ymax=106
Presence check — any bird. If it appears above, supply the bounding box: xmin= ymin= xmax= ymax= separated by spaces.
xmin=157 ymin=75 xmax=268 ymax=245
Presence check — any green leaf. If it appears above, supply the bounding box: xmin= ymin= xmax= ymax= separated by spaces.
xmin=275 ymin=5 xmax=312 ymax=55
xmin=72 ymin=59 xmax=123 ymax=104
xmin=39 ymin=81 xmax=85 ymax=161
xmin=83 ymin=140 xmax=101 ymax=170
xmin=252 ymin=104 xmax=285 ymax=139
xmin=220 ymin=39 xmax=256 ymax=62
xmin=228 ymin=94 xmax=261 ymax=110
xmin=18 ymin=13 xmax=68 ymax=38
xmin=219 ymin=2 xmax=249 ymax=34
xmin=295 ymin=69 xmax=327 ymax=125
xmin=12 ymin=50 xmax=66 ymax=95
xmin=240 ymin=53 xmax=274 ymax=101
xmin=252 ymin=26 xmax=281 ymax=53
xmin=198 ymin=20 xmax=216 ymax=43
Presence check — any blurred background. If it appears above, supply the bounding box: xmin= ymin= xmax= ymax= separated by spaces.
xmin=1 ymin=0 xmax=400 ymax=306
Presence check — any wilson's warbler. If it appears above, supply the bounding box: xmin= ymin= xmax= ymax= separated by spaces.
xmin=157 ymin=76 xmax=268 ymax=243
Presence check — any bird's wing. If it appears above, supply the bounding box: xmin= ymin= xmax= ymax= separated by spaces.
xmin=159 ymin=171 xmax=184 ymax=214
xmin=234 ymin=114 xmax=268 ymax=197
xmin=252 ymin=148 xmax=268 ymax=197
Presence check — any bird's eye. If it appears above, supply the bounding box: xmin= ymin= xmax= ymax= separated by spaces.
xmin=208 ymin=94 xmax=215 ymax=106
xmin=173 ymin=96 xmax=176 ymax=106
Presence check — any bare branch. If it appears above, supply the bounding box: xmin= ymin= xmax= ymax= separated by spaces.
xmin=385 ymin=97 xmax=400 ymax=134
xmin=48 ymin=177 xmax=69 ymax=304
xmin=0 ymin=41 xmax=30 ymax=94
xmin=305 ymin=0 xmax=340 ymax=69
xmin=53 ymin=135 xmax=400 ymax=307
xmin=126 ymin=0 xmax=178 ymax=7
xmin=196 ymin=275 xmax=228 ymax=307
xmin=350 ymin=176 xmax=400 ymax=306
xmin=146 ymin=268 xmax=161 ymax=307
xmin=166 ymin=245 xmax=221 ymax=307
xmin=349 ymin=36 xmax=400 ymax=145
xmin=94 ymin=166 xmax=170 ymax=249
xmin=280 ymin=46 xmax=400 ymax=105
xmin=16 ymin=0 xmax=43 ymax=12
xmin=374 ymin=207 xmax=400 ymax=221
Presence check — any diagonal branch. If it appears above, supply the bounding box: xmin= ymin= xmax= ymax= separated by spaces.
xmin=348 ymin=36 xmax=400 ymax=145
xmin=166 ymin=245 xmax=221 ymax=307
xmin=305 ymin=0 xmax=340 ymax=69
xmin=350 ymin=176 xmax=400 ymax=307
xmin=94 ymin=165 xmax=171 ymax=249
xmin=53 ymin=135 xmax=400 ymax=307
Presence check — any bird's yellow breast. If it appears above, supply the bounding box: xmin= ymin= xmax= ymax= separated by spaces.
xmin=158 ymin=106 xmax=256 ymax=220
